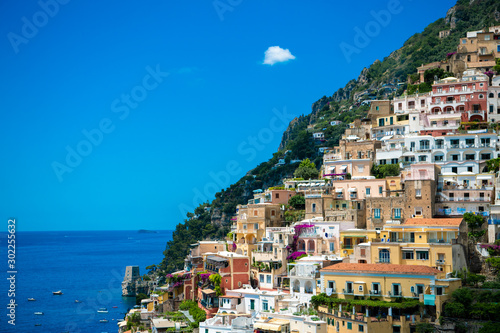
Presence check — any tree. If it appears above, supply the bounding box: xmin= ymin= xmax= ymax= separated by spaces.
xmin=135 ymin=293 xmax=148 ymax=305
xmin=294 ymin=158 xmax=319 ymax=179
xmin=288 ymin=194 xmax=305 ymax=210
xmin=485 ymin=157 xmax=500 ymax=172
xmin=371 ymin=164 xmax=400 ymax=179
xmin=464 ymin=212 xmax=486 ymax=242
xmin=479 ymin=322 xmax=500 ymax=333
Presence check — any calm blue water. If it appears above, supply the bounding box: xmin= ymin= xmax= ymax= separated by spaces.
xmin=0 ymin=230 xmax=172 ymax=333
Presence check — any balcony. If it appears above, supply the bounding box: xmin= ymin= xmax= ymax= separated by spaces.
xmin=325 ymin=288 xmax=337 ymax=295
xmin=343 ymin=288 xmax=354 ymax=295
xmin=388 ymin=291 xmax=402 ymax=297
xmin=369 ymin=290 xmax=381 ymax=296
xmin=429 ymin=239 xmax=452 ymax=244
xmin=377 ymin=258 xmax=391 ymax=263
xmin=436 ymin=259 xmax=445 ymax=265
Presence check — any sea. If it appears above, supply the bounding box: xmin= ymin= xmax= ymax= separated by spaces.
xmin=0 ymin=230 xmax=172 ymax=333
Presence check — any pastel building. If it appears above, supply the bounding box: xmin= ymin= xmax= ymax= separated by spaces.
xmin=317 ymin=263 xmax=461 ymax=332
xmin=436 ymin=172 xmax=494 ymax=217
xmin=366 ymin=218 xmax=467 ymax=275
xmin=235 ymin=203 xmax=284 ymax=256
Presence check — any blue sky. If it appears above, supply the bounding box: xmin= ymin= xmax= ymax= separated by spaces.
xmin=0 ymin=0 xmax=456 ymax=231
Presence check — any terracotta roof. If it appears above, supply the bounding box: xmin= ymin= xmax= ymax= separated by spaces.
xmin=321 ymin=263 xmax=441 ymax=275
xmin=404 ymin=218 xmax=463 ymax=226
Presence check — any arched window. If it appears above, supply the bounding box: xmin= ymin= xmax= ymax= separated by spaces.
xmin=479 ymin=94 xmax=484 ymax=99
xmin=489 ymin=93 xmax=494 ymax=98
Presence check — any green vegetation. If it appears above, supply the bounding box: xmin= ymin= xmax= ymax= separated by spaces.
xmin=485 ymin=157 xmax=500 ymax=172
xmin=179 ymin=300 xmax=206 ymax=329
xmin=209 ymin=273 xmax=222 ymax=296
xmin=135 ymin=292 xmax=148 ymax=305
xmin=288 ymin=194 xmax=305 ymax=210
xmin=293 ymin=158 xmax=319 ymax=180
xmin=444 ymin=288 xmax=500 ymax=321
xmin=464 ymin=212 xmax=486 ymax=242
xmin=311 ymin=293 xmax=421 ymax=310
xmin=371 ymin=164 xmax=400 ymax=179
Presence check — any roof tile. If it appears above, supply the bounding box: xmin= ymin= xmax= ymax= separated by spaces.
xmin=321 ymin=263 xmax=441 ymax=275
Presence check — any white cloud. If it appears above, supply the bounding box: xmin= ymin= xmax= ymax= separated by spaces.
xmin=263 ymin=46 xmax=296 ymax=65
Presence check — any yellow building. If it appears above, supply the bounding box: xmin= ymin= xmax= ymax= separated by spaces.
xmin=317 ymin=263 xmax=461 ymax=333
xmin=235 ymin=203 xmax=283 ymax=256
xmin=339 ymin=229 xmax=378 ymax=258
xmin=369 ymin=218 xmax=466 ymax=275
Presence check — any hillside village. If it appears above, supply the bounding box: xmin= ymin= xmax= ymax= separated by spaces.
xmin=119 ymin=26 xmax=500 ymax=333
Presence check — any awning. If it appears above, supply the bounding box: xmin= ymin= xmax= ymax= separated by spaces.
xmin=442 ymin=178 xmax=457 ymax=182
xmin=477 ymin=175 xmax=493 ymax=180
xmin=348 ymin=188 xmax=357 ymax=192
xmin=254 ymin=323 xmax=282 ymax=331
xmin=380 ymin=135 xmax=393 ymax=141
xmin=335 ymin=188 xmax=344 ymax=193
xmin=202 ymin=289 xmax=216 ymax=295
xmin=344 ymin=235 xmax=366 ymax=238
xmin=341 ymin=166 xmax=348 ymax=170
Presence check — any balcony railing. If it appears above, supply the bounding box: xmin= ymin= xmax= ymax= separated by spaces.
xmin=377 ymin=258 xmax=391 ymax=263
xmin=343 ymin=288 xmax=354 ymax=295
xmin=388 ymin=291 xmax=402 ymax=297
xmin=429 ymin=239 xmax=452 ymax=244
xmin=436 ymin=259 xmax=446 ymax=265
xmin=369 ymin=290 xmax=381 ymax=296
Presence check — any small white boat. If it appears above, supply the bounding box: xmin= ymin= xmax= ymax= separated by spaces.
xmin=99 ymin=319 xmax=109 ymax=323
xmin=97 ymin=308 xmax=108 ymax=313
xmin=28 ymin=298 xmax=36 ymax=301
xmin=75 ymin=300 xmax=81 ymax=303
xmin=34 ymin=312 xmax=44 ymax=315
xmin=53 ymin=290 xmax=63 ymax=295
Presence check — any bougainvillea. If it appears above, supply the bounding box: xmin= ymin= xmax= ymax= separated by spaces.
xmin=480 ymin=244 xmax=500 ymax=256
xmin=288 ymin=223 xmax=315 ymax=253
xmin=286 ymin=251 xmax=307 ymax=260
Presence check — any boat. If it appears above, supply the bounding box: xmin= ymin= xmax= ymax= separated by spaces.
xmin=75 ymin=300 xmax=81 ymax=303
xmin=35 ymin=323 xmax=42 ymax=326
xmin=34 ymin=312 xmax=44 ymax=315
xmin=99 ymin=319 xmax=109 ymax=323
xmin=112 ymin=306 xmax=118 ymax=308
xmin=28 ymin=298 xmax=36 ymax=301
xmin=97 ymin=308 xmax=108 ymax=313
xmin=53 ymin=290 xmax=63 ymax=295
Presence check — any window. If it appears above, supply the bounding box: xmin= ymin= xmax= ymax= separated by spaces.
xmin=312 ymin=203 xmax=316 ymax=213
xmin=436 ymin=287 xmax=443 ymax=296
xmin=254 ymin=210 xmax=258 ymax=216
xmin=328 ymin=281 xmax=335 ymax=289
xmin=271 ymin=210 xmax=276 ymax=216
xmin=419 ymin=156 xmax=427 ymax=162
xmin=394 ymin=208 xmax=401 ymax=219
xmin=359 ymin=324 xmax=364 ymax=332
xmin=262 ymin=300 xmax=268 ymax=311
xmin=452 ymin=167 xmax=458 ymax=173
xmin=415 ymin=207 xmax=423 ymax=216
xmin=416 ymin=251 xmax=429 ymax=260
xmin=347 ymin=322 xmax=352 ymax=330
xmin=402 ymin=251 xmax=414 ymax=260
xmin=416 ymin=189 xmax=421 ymax=197
xmin=490 ymin=93 xmax=494 ymax=98
xmin=275 ymin=193 xmax=279 ymax=199
xmin=392 ymin=284 xmax=401 ymax=296
xmin=371 ymin=283 xmax=380 ymax=294
xmin=250 ymin=299 xmax=255 ymax=310
xmin=481 ymin=153 xmax=491 ymax=160
xmin=379 ymin=186 xmax=383 ymax=194
xmin=330 ymin=242 xmax=335 ymax=252
xmin=366 ymin=187 xmax=371 ymax=195
xmin=465 ymin=154 xmax=475 ymax=160
xmin=373 ymin=208 xmax=381 ymax=219
xmin=358 ymin=285 xmax=363 ymax=292
xmin=260 ymin=275 xmax=264 ymax=283
xmin=452 ymin=154 xmax=459 ymax=161
xmin=485 ymin=34 xmax=491 ymax=41
xmin=266 ymin=275 xmax=271 ymax=284
xmin=358 ymin=165 xmax=364 ymax=172
xmin=379 ymin=249 xmax=390 ymax=263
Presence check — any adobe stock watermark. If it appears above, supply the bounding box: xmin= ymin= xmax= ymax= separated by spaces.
xmin=51 ymin=64 xmax=169 ymax=182
xmin=7 ymin=0 xmax=71 ymax=54
xmin=213 ymin=0 xmax=243 ymax=21
xmin=339 ymin=0 xmax=409 ymax=63
xmin=178 ymin=106 xmax=294 ymax=216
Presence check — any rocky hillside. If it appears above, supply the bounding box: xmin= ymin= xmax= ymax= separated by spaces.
xmin=159 ymin=0 xmax=500 ymax=274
